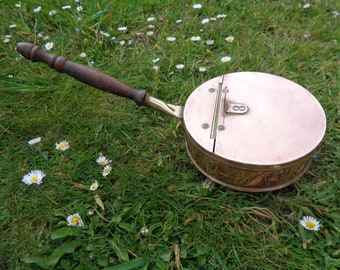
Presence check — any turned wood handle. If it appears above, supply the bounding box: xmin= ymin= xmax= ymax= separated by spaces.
xmin=16 ymin=42 xmax=148 ymax=106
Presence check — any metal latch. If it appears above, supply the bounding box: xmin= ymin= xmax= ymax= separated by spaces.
xmin=225 ymin=102 xmax=248 ymax=114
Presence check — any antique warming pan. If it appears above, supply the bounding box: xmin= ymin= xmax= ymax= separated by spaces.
xmin=16 ymin=42 xmax=327 ymax=192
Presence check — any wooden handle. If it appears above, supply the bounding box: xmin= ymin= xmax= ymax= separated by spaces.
xmin=16 ymin=42 xmax=148 ymax=106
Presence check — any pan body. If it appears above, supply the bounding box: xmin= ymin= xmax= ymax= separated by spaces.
xmin=183 ymin=72 xmax=326 ymax=192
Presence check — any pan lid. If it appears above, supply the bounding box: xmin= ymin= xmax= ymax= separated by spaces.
xmin=183 ymin=72 xmax=327 ymax=166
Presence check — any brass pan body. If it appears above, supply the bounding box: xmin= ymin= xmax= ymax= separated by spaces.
xmin=183 ymin=72 xmax=326 ymax=192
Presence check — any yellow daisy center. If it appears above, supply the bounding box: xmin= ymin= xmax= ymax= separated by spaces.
xmin=305 ymin=221 xmax=315 ymax=229
xmin=60 ymin=143 xmax=67 ymax=149
xmin=72 ymin=217 xmax=80 ymax=224
xmin=31 ymin=176 xmax=38 ymax=182
xmin=99 ymin=161 xmax=106 ymax=165
xmin=105 ymin=168 xmax=110 ymax=173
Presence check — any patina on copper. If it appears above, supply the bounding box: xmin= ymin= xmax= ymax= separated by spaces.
xmin=16 ymin=42 xmax=327 ymax=192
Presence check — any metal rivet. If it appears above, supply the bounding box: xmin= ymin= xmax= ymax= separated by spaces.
xmin=208 ymin=88 xmax=215 ymax=92
xmin=202 ymin=123 xmax=209 ymax=129
xmin=217 ymin=125 xmax=225 ymax=131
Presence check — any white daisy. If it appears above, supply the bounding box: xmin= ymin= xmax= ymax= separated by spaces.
xmin=201 ymin=18 xmax=210 ymax=24
xmin=147 ymin=17 xmax=155 ymax=22
xmin=66 ymin=213 xmax=84 ymax=227
xmin=55 ymin=140 xmax=70 ymax=151
xmin=49 ymin=10 xmax=57 ymax=16
xmin=199 ymin=67 xmax=206 ymax=72
xmin=96 ymin=155 xmax=111 ymax=166
xmin=221 ymin=56 xmax=231 ymax=62
xmin=225 ymin=36 xmax=235 ymax=42
xmin=300 ymin=216 xmax=320 ymax=231
xmin=89 ymin=181 xmax=99 ymax=191
xmin=9 ymin=24 xmax=17 ymax=29
xmin=22 ymin=170 xmax=45 ymax=185
xmin=62 ymin=5 xmax=71 ymax=10
xmin=79 ymin=52 xmax=86 ymax=58
xmin=102 ymin=165 xmax=112 ymax=177
xmin=44 ymin=42 xmax=54 ymax=51
xmin=190 ymin=36 xmax=201 ymax=41
xmin=27 ymin=137 xmax=41 ymax=145
xmin=118 ymin=26 xmax=127 ymax=31
xmin=76 ymin=6 xmax=83 ymax=12
xmin=99 ymin=30 xmax=110 ymax=37
xmin=216 ymin=14 xmax=227 ymax=19
xmin=140 ymin=227 xmax=149 ymax=237
xmin=206 ymin=39 xmax=214 ymax=45
xmin=193 ymin=4 xmax=202 ymax=9
xmin=33 ymin=6 xmax=41 ymax=13
xmin=166 ymin=37 xmax=176 ymax=42
xmin=176 ymin=64 xmax=185 ymax=69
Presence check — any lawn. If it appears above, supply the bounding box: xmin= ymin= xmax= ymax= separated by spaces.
xmin=0 ymin=0 xmax=339 ymax=269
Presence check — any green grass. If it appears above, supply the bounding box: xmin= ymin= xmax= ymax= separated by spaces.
xmin=1 ymin=0 xmax=339 ymax=269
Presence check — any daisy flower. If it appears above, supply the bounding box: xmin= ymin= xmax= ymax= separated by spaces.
xmin=102 ymin=165 xmax=112 ymax=177
xmin=66 ymin=213 xmax=84 ymax=227
xmin=190 ymin=36 xmax=201 ymax=41
xmin=9 ymin=24 xmax=17 ymax=29
xmin=166 ymin=37 xmax=176 ymax=42
xmin=201 ymin=18 xmax=210 ymax=24
xmin=89 ymin=181 xmax=99 ymax=191
xmin=44 ymin=42 xmax=54 ymax=51
xmin=96 ymin=155 xmax=111 ymax=166
xmin=176 ymin=64 xmax=185 ymax=69
xmin=22 ymin=170 xmax=45 ymax=185
xmin=300 ymin=216 xmax=320 ymax=231
xmin=152 ymin=57 xmax=160 ymax=63
xmin=147 ymin=17 xmax=155 ymax=22
xmin=199 ymin=67 xmax=206 ymax=72
xmin=216 ymin=14 xmax=227 ymax=19
xmin=206 ymin=39 xmax=214 ymax=45
xmin=99 ymin=30 xmax=110 ymax=37
xmin=201 ymin=178 xmax=215 ymax=190
xmin=79 ymin=52 xmax=86 ymax=58
xmin=33 ymin=6 xmax=41 ymax=13
xmin=225 ymin=36 xmax=235 ymax=43
xmin=140 ymin=227 xmax=149 ymax=237
xmin=118 ymin=26 xmax=127 ymax=31
xmin=153 ymin=65 xmax=159 ymax=70
xmin=49 ymin=10 xmax=57 ymax=16
xmin=193 ymin=4 xmax=202 ymax=9
xmin=27 ymin=137 xmax=41 ymax=145
xmin=55 ymin=140 xmax=70 ymax=151
xmin=221 ymin=56 xmax=231 ymax=62
xmin=62 ymin=5 xmax=71 ymax=10
xmin=76 ymin=6 xmax=83 ymax=12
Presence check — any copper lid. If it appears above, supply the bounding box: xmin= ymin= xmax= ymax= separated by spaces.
xmin=183 ymin=72 xmax=326 ymax=166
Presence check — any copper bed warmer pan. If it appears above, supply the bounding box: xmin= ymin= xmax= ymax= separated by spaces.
xmin=16 ymin=42 xmax=327 ymax=192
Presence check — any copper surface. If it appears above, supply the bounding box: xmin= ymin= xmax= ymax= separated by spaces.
xmin=183 ymin=72 xmax=326 ymax=191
